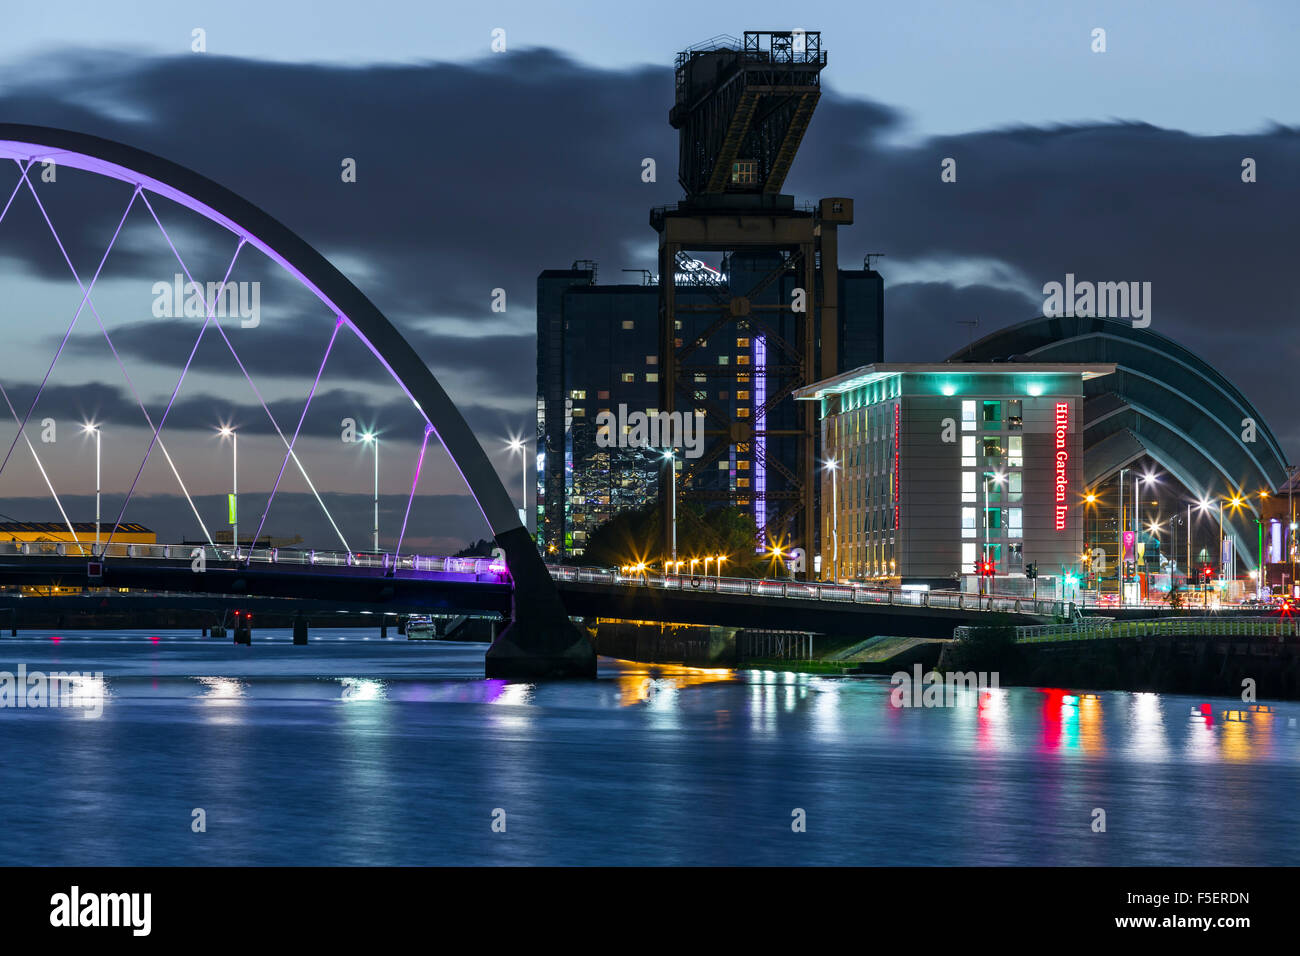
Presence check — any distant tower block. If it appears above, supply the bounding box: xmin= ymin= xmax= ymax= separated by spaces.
xmin=670 ymin=31 xmax=826 ymax=196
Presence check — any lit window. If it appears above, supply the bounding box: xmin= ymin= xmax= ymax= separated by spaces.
xmin=1008 ymin=508 xmax=1023 ymax=537
xmin=646 ymin=355 xmax=657 ymax=365
xmin=569 ymin=390 xmax=586 ymax=400
xmin=597 ymin=390 xmax=609 ymax=400
xmin=718 ymin=356 xmax=729 ymax=365
xmin=961 ymin=401 xmax=976 ymax=431
xmin=621 ymin=320 xmax=634 ymax=330
xmin=737 ymin=390 xmax=750 ymax=400
xmin=737 ymin=355 xmax=750 ymax=365
xmin=694 ymin=390 xmax=707 ymax=400
xmin=962 ymin=471 xmax=976 ymax=503
xmin=621 ymin=373 xmax=635 ymax=383
xmin=961 ymin=507 xmax=976 ymax=538
xmin=738 ymin=460 xmax=749 ymax=470
xmin=1008 ymin=472 xmax=1023 ymax=501
xmin=737 ymin=337 xmax=750 ymax=348
xmin=1008 ymin=399 xmax=1023 ymax=430
xmin=737 ymin=478 xmax=750 ymax=488
xmin=982 ymin=438 xmax=1003 ymax=459
xmin=737 ymin=408 xmax=750 ymax=418
xmin=982 ymin=401 xmax=1001 ymax=427
xmin=694 ymin=374 xmax=707 ymax=383
xmin=731 ymin=160 xmax=757 ymax=185
xmin=961 ymin=436 xmax=976 ymax=466
xmin=646 ymin=373 xmax=658 ymax=383
xmin=1008 ymin=436 xmax=1023 ymax=467
xmin=961 ymin=542 xmax=977 ymax=565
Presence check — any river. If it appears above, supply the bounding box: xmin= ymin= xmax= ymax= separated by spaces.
xmin=1 ymin=629 xmax=1296 ymax=865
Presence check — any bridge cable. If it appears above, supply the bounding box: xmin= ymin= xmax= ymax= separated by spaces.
xmin=97 ymin=229 xmax=248 ymax=553
xmin=135 ymin=193 xmax=352 ymax=555
xmin=0 ymin=163 xmax=133 ymax=486
xmin=16 ymin=176 xmax=217 ymax=553
xmin=247 ymin=317 xmax=345 ymax=558
xmin=0 ymin=383 xmax=81 ymax=548
xmin=395 ymin=424 xmax=434 ymax=561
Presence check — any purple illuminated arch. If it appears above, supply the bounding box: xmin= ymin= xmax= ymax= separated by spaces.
xmin=0 ymin=125 xmax=591 ymax=675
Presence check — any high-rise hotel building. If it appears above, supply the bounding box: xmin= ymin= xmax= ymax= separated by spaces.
xmin=795 ymin=363 xmax=1115 ymax=587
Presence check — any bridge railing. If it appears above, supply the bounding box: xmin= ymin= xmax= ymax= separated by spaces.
xmin=954 ymin=615 xmax=1300 ymax=643
xmin=0 ymin=540 xmax=1068 ymax=614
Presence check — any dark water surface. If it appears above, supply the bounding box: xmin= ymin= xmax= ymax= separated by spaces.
xmin=0 ymin=629 xmax=1296 ymax=865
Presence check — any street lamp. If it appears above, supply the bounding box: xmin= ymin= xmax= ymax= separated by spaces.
xmin=219 ymin=426 xmax=237 ymax=556
xmin=507 ymin=437 xmax=528 ymax=529
xmin=663 ymin=448 xmax=677 ymax=564
xmin=1117 ymin=466 xmax=1130 ymax=608
xmin=716 ymin=555 xmax=726 ymax=582
xmin=82 ymin=423 xmax=101 ymax=554
xmin=825 ymin=458 xmax=839 ymax=582
xmin=361 ymin=432 xmax=379 ymax=551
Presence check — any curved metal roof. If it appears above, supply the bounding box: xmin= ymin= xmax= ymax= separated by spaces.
xmin=952 ymin=315 xmax=1289 ymax=568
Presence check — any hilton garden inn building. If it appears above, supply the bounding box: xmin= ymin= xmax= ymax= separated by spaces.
xmin=795 ymin=363 xmax=1115 ymax=589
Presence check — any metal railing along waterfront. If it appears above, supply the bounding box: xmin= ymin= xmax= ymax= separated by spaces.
xmin=548 ymin=565 xmax=1068 ymax=616
xmin=0 ymin=540 xmax=1068 ymax=615
xmin=954 ymin=616 xmax=1300 ymax=643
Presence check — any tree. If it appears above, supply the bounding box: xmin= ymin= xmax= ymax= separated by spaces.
xmin=454 ymin=538 xmax=494 ymax=558
xmin=577 ymin=503 xmax=767 ymax=577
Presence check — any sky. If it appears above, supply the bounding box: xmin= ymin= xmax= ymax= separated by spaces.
xmin=0 ymin=1 xmax=1295 ymax=551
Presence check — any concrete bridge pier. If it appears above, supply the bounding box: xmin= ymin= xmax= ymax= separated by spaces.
xmin=485 ymin=527 xmax=596 ymax=679
xmin=293 ymin=617 xmax=308 ymax=645
xmin=234 ymin=624 xmax=251 ymax=645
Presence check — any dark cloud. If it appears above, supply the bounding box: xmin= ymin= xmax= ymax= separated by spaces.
xmin=0 ymin=44 xmax=1297 ymax=538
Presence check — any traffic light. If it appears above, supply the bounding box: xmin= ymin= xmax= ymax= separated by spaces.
xmin=976 ymin=560 xmax=995 ymax=577
xmin=1025 ymin=563 xmax=1038 ymax=580
xmin=1201 ymin=564 xmax=1215 ymax=581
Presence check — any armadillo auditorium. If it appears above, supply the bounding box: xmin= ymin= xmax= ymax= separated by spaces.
xmin=796 ymin=315 xmax=1290 ymax=594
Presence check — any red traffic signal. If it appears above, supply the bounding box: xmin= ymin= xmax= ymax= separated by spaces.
xmin=974 ymin=560 xmax=995 ymax=577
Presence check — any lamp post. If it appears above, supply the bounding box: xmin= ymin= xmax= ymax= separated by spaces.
xmin=83 ymin=423 xmax=101 ymax=555
xmin=1289 ymin=465 xmax=1298 ymax=598
xmin=219 ymin=426 xmax=237 ymax=556
xmin=362 ymin=432 xmax=379 ymax=551
xmin=663 ymin=449 xmax=677 ymax=564
xmin=716 ymin=555 xmax=725 ymax=582
xmin=1117 ymin=467 xmax=1129 ymax=608
xmin=825 ymin=458 xmax=839 ymax=582
xmin=507 ymin=437 xmax=528 ymax=529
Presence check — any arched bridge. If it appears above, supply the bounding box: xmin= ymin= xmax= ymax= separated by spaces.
xmin=0 ymin=124 xmax=590 ymax=677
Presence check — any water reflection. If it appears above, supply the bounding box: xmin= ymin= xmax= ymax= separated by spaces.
xmin=7 ymin=632 xmax=1300 ymax=865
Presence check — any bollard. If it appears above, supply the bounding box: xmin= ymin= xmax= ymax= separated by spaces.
xmin=293 ymin=619 xmax=308 ymax=645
